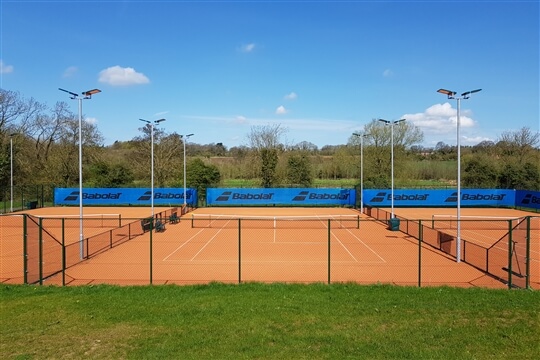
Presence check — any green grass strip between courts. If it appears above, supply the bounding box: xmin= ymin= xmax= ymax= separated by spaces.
xmin=1 ymin=283 xmax=539 ymax=359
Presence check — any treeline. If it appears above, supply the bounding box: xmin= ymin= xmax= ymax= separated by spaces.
xmin=1 ymin=89 xmax=539 ymax=199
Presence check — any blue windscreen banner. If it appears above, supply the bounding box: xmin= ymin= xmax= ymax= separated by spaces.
xmin=54 ymin=188 xmax=197 ymax=206
xmin=363 ymin=189 xmax=516 ymax=208
xmin=207 ymin=188 xmax=356 ymax=206
xmin=515 ymin=190 xmax=540 ymax=210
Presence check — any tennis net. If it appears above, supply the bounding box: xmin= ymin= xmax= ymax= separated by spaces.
xmin=431 ymin=214 xmax=523 ymax=231
xmin=191 ymin=214 xmax=360 ymax=229
xmin=35 ymin=213 xmax=122 ymax=228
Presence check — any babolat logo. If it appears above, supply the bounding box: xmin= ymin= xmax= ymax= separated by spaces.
xmin=64 ymin=191 xmax=79 ymax=201
xmin=393 ymin=193 xmax=429 ymax=201
xmin=309 ymin=192 xmax=349 ymax=200
xmin=462 ymin=193 xmax=506 ymax=201
xmin=216 ymin=191 xmax=232 ymax=201
xmin=445 ymin=192 xmax=458 ymax=202
xmin=155 ymin=192 xmax=189 ymax=199
xmin=370 ymin=192 xmax=387 ymax=203
xmin=138 ymin=191 xmax=152 ymax=201
xmin=83 ymin=192 xmax=121 ymax=200
xmin=215 ymin=191 xmax=274 ymax=201
xmin=520 ymin=194 xmax=540 ymax=205
xmin=292 ymin=191 xmax=310 ymax=201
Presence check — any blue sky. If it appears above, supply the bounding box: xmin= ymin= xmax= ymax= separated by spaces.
xmin=1 ymin=0 xmax=538 ymax=149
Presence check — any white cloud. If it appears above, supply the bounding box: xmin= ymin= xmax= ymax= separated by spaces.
xmin=284 ymin=92 xmax=297 ymax=100
xmin=275 ymin=105 xmax=288 ymax=115
xmin=235 ymin=115 xmax=247 ymax=124
xmin=404 ymin=102 xmax=482 ymax=146
xmin=239 ymin=43 xmax=256 ymax=53
xmin=0 ymin=60 xmax=14 ymax=74
xmin=62 ymin=66 xmax=78 ymax=78
xmin=383 ymin=69 xmax=393 ymax=77
xmin=85 ymin=117 xmax=98 ymax=125
xmin=98 ymin=66 xmax=150 ymax=86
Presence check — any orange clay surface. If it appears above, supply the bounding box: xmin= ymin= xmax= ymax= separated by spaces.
xmin=1 ymin=206 xmax=538 ymax=288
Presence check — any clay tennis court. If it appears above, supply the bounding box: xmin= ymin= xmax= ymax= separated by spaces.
xmin=2 ymin=205 xmax=537 ymax=288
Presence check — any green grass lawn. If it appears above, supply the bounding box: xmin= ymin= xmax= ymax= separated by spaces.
xmin=1 ymin=283 xmax=538 ymax=359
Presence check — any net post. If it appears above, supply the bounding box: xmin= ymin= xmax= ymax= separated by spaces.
xmin=357 ymin=215 xmax=360 ymax=229
xmin=191 ymin=214 xmax=194 ymax=228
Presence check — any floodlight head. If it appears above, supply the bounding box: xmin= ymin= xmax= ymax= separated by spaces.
xmin=395 ymin=119 xmax=406 ymax=124
xmin=139 ymin=118 xmax=151 ymax=124
xmin=59 ymin=88 xmax=79 ymax=99
xmin=154 ymin=118 xmax=166 ymax=124
xmin=378 ymin=119 xmax=390 ymax=124
xmin=461 ymin=89 xmax=482 ymax=98
xmin=187 ymin=133 xmax=194 ymax=137
xmin=437 ymin=88 xmax=457 ymax=98
xmin=82 ymin=89 xmax=101 ymax=97
xmin=10 ymin=133 xmax=18 ymax=137
xmin=353 ymin=132 xmax=362 ymax=137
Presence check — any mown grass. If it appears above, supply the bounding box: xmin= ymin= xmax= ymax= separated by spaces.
xmin=1 ymin=283 xmax=539 ymax=359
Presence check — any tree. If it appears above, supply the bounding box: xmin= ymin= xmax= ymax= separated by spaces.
xmin=186 ymin=158 xmax=221 ymax=204
xmin=462 ymin=156 xmax=498 ymax=188
xmin=247 ymin=124 xmax=287 ymax=188
xmin=286 ymin=152 xmax=313 ymax=186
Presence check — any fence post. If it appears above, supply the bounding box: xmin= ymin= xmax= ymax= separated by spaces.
xmin=39 ymin=217 xmax=43 ymax=285
xmin=23 ymin=215 xmax=28 ymax=284
xmin=328 ymin=219 xmax=331 ymax=284
xmin=507 ymin=220 xmax=513 ymax=289
xmin=149 ymin=220 xmax=153 ymax=285
xmin=418 ymin=220 xmax=422 ymax=288
xmin=525 ymin=216 xmax=531 ymax=289
xmin=238 ymin=219 xmax=242 ymax=284
xmin=62 ymin=218 xmax=66 ymax=286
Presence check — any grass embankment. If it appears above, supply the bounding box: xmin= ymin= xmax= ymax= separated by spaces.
xmin=1 ymin=283 xmax=539 ymax=359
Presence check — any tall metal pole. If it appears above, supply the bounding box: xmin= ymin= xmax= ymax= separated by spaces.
xmin=181 ymin=134 xmax=194 ymax=207
xmin=59 ymin=88 xmax=100 ymax=260
xmin=390 ymin=122 xmax=395 ymax=219
xmin=151 ymin=123 xmax=155 ymax=217
xmin=456 ymin=97 xmax=462 ymax=262
xmin=183 ymin=137 xmax=186 ymax=207
xmin=78 ymin=97 xmax=83 ymax=256
xmin=10 ymin=134 xmax=14 ymax=212
xmin=378 ymin=119 xmax=405 ymax=219
xmin=353 ymin=132 xmax=367 ymax=213
xmin=360 ymin=134 xmax=364 ymax=213
xmin=437 ymin=88 xmax=482 ymax=263
xmin=140 ymin=118 xmax=166 ymax=218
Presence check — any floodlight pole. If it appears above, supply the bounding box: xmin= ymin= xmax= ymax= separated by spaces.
xmin=180 ymin=134 xmax=194 ymax=207
xmin=140 ymin=119 xmax=166 ymax=218
xmin=378 ymin=118 xmax=405 ymax=219
xmin=353 ymin=132 xmax=368 ymax=213
xmin=437 ymin=88 xmax=482 ymax=263
xmin=59 ymin=88 xmax=101 ymax=259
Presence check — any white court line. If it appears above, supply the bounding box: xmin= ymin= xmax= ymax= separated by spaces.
xmin=163 ymin=219 xmax=232 ymax=262
xmin=273 ymin=215 xmax=386 ymax=264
